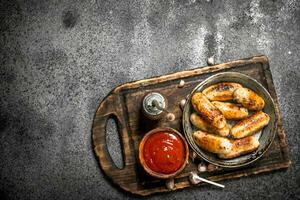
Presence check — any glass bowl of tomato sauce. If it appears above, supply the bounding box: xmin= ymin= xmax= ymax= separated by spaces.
xmin=139 ymin=127 xmax=189 ymax=179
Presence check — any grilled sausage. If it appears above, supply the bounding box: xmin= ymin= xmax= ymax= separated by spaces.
xmin=218 ymin=136 xmax=259 ymax=159
xmin=193 ymin=130 xmax=232 ymax=154
xmin=191 ymin=92 xmax=226 ymax=129
xmin=212 ymin=101 xmax=249 ymax=120
xmin=202 ymin=82 xmax=243 ymax=101
xmin=233 ymin=88 xmax=265 ymax=110
xmin=231 ymin=111 xmax=270 ymax=139
xmin=190 ymin=112 xmax=230 ymax=137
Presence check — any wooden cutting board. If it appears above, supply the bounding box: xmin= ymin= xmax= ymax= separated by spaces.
xmin=92 ymin=55 xmax=291 ymax=196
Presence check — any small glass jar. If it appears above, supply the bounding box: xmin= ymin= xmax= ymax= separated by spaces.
xmin=142 ymin=92 xmax=167 ymax=120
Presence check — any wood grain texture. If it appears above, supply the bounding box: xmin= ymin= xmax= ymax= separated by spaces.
xmin=92 ymin=55 xmax=291 ymax=196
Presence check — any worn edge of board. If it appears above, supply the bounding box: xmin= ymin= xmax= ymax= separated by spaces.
xmin=92 ymin=55 xmax=291 ymax=196
xmin=111 ymin=55 xmax=268 ymax=92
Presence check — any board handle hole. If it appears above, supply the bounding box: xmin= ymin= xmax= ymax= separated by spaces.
xmin=106 ymin=117 xmax=124 ymax=169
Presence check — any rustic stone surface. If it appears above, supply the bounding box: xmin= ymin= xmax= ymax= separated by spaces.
xmin=0 ymin=0 xmax=299 ymax=199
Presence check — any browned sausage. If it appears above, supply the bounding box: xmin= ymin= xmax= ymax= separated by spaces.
xmin=231 ymin=111 xmax=270 ymax=139
xmin=191 ymin=92 xmax=227 ymax=129
xmin=193 ymin=130 xmax=232 ymax=154
xmin=218 ymin=136 xmax=259 ymax=159
xmin=212 ymin=101 xmax=249 ymax=120
xmin=203 ymin=82 xmax=243 ymax=101
xmin=233 ymin=88 xmax=265 ymax=110
xmin=190 ymin=112 xmax=230 ymax=137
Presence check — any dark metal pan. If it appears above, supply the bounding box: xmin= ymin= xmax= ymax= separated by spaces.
xmin=182 ymin=72 xmax=277 ymax=168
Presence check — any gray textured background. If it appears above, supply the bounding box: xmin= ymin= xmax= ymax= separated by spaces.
xmin=0 ymin=0 xmax=299 ymax=199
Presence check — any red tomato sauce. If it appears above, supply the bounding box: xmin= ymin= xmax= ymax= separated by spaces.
xmin=143 ymin=131 xmax=185 ymax=174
